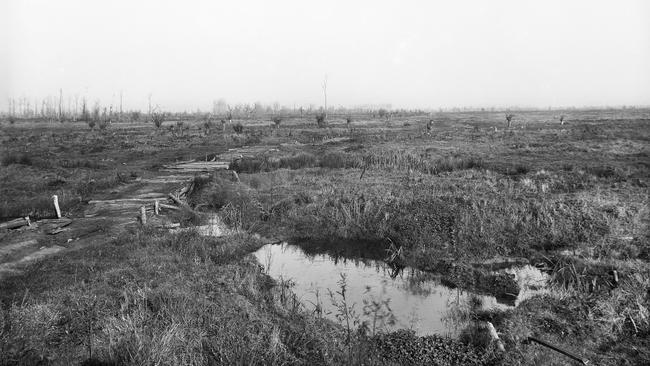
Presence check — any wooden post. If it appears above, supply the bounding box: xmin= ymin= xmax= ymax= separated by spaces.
xmin=140 ymin=205 xmax=147 ymax=225
xmin=52 ymin=195 xmax=61 ymax=218
xmin=154 ymin=200 xmax=160 ymax=215
xmin=612 ymin=270 xmax=619 ymax=287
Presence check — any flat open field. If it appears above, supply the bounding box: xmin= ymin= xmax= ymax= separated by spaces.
xmin=1 ymin=109 xmax=649 ymax=365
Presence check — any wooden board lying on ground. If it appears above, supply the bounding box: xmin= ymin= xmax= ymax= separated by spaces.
xmin=161 ymin=161 xmax=229 ymax=172
xmin=0 ymin=217 xmax=30 ymax=230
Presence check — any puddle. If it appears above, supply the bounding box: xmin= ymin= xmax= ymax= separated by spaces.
xmin=254 ymin=243 xmax=547 ymax=337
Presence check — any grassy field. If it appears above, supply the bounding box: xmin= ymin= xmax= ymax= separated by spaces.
xmin=1 ymin=109 xmax=648 ymax=365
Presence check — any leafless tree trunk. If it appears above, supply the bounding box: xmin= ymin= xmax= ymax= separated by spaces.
xmin=120 ymin=90 xmax=123 ymax=121
xmin=59 ymin=89 xmax=63 ymax=121
xmin=322 ymin=75 xmax=328 ymax=121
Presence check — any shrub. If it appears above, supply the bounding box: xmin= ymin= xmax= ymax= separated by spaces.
xmin=272 ymin=116 xmax=282 ymax=127
xmin=504 ymin=164 xmax=530 ymax=176
xmin=232 ymin=123 xmax=243 ymax=134
xmin=8 ymin=115 xmax=16 ymax=125
xmin=151 ymin=110 xmax=165 ymax=129
xmin=98 ymin=112 xmax=110 ymax=130
xmin=316 ymin=113 xmax=327 ymax=128
xmin=203 ymin=119 xmax=214 ymax=134
xmin=175 ymin=120 xmax=185 ymax=135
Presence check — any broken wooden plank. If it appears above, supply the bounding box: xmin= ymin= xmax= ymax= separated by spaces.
xmin=159 ymin=203 xmax=181 ymax=211
xmin=0 ymin=217 xmax=31 ymax=230
xmin=38 ymin=218 xmax=73 ymax=234
xmin=155 ymin=222 xmax=181 ymax=229
xmin=48 ymin=227 xmax=70 ymax=235
xmin=168 ymin=193 xmax=188 ymax=207
xmin=88 ymin=198 xmax=162 ymax=205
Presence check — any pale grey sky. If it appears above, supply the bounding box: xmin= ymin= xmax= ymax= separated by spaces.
xmin=2 ymin=0 xmax=649 ymax=111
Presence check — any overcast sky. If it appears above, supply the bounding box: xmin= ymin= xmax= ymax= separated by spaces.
xmin=2 ymin=0 xmax=649 ymax=111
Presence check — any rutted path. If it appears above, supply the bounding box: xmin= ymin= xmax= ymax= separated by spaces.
xmin=0 ymin=154 xmax=243 ymax=281
xmin=1 ymin=139 xmax=393 ymax=281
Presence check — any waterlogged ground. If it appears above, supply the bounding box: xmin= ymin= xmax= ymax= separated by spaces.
xmin=254 ymin=243 xmax=548 ymax=336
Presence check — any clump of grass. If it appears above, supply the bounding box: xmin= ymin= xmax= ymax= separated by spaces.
xmin=272 ymin=116 xmax=282 ymax=128
xmin=586 ymin=165 xmax=626 ymax=180
xmin=2 ymin=152 xmax=33 ymax=166
xmin=232 ymin=122 xmax=243 ymax=134
xmin=504 ymin=164 xmax=530 ymax=176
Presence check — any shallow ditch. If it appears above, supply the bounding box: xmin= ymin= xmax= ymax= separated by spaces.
xmin=254 ymin=242 xmax=548 ymax=337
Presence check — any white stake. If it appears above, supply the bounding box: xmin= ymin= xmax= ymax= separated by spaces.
xmin=140 ymin=205 xmax=147 ymax=225
xmin=52 ymin=195 xmax=61 ymax=218
xmin=154 ymin=200 xmax=160 ymax=215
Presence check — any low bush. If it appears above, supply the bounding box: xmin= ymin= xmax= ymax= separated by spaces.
xmin=316 ymin=113 xmax=327 ymax=128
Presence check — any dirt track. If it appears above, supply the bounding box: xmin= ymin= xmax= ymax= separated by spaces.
xmin=0 ymin=158 xmax=232 ymax=281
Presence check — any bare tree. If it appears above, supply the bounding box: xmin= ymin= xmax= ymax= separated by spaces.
xmin=80 ymin=98 xmax=90 ymax=122
xmin=58 ymin=89 xmax=64 ymax=122
xmin=322 ymin=75 xmax=328 ymax=122
xmin=150 ymin=106 xmax=165 ymax=129
xmin=226 ymin=105 xmax=233 ymax=123
xmin=120 ymin=90 xmax=123 ymax=122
